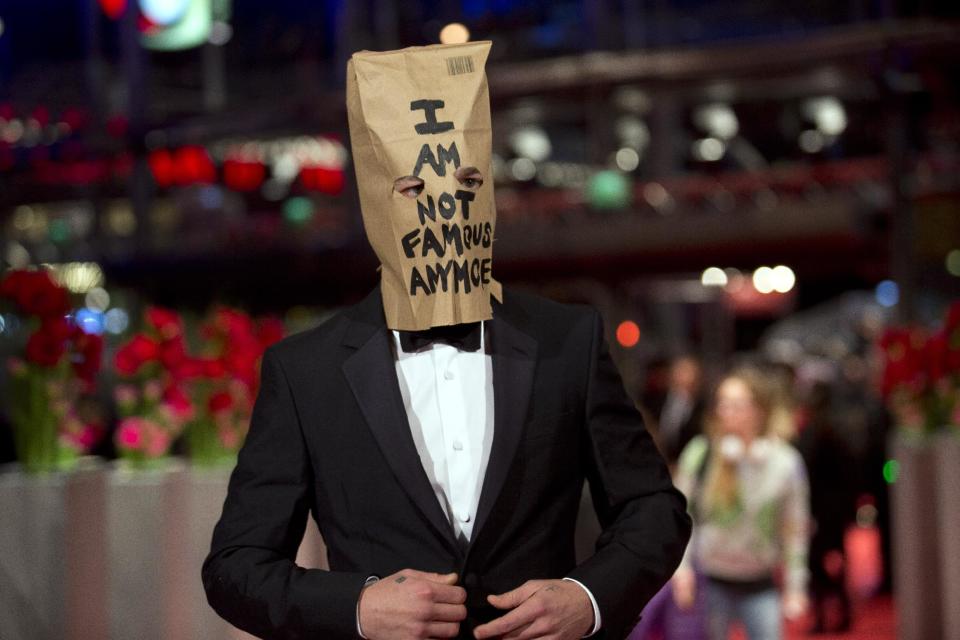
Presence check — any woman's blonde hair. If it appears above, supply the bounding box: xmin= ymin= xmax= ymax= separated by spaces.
xmin=699 ymin=366 xmax=795 ymax=516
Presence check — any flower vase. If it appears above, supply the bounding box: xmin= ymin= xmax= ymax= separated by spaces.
xmin=185 ymin=417 xmax=238 ymax=468
xmin=934 ymin=430 xmax=960 ymax=640
xmin=889 ymin=432 xmax=943 ymax=640
xmin=6 ymin=364 xmax=77 ymax=474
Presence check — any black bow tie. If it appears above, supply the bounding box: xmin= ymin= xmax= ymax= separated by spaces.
xmin=398 ymin=321 xmax=482 ymax=353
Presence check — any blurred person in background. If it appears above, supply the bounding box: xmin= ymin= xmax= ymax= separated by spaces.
xmin=671 ymin=366 xmax=811 ymax=640
xmin=796 ymin=380 xmax=856 ymax=634
xmin=627 ymin=355 xmax=710 ymax=640
xmin=656 ymin=355 xmax=707 ymax=469
xmin=838 ymin=351 xmax=893 ymax=594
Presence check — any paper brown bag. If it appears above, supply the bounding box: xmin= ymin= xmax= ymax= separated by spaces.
xmin=346 ymin=41 xmax=502 ymax=331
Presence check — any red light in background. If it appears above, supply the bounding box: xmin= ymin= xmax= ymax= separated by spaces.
xmin=299 ymin=166 xmax=345 ymax=195
xmin=175 ymin=146 xmax=216 ymax=184
xmin=98 ymin=0 xmax=127 ymax=20
xmin=224 ymin=158 xmax=266 ymax=192
xmin=148 ymin=149 xmax=176 ymax=187
xmin=616 ymin=320 xmax=641 ymax=348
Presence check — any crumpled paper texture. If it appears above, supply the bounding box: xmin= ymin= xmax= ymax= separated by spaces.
xmin=347 ymin=41 xmax=502 ymax=331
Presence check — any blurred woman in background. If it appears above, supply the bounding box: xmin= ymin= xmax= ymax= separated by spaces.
xmin=671 ymin=366 xmax=811 ymax=640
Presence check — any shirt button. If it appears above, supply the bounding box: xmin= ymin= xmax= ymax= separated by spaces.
xmin=452 ymin=440 xmax=463 ymax=451
xmin=444 ymin=370 xmax=455 ymax=380
xmin=459 ymin=512 xmax=471 ymax=523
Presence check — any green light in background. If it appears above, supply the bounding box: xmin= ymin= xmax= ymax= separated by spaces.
xmin=883 ymin=459 xmax=900 ymax=484
xmin=283 ymin=197 xmax=314 ymax=226
xmin=585 ymin=170 xmax=632 ymax=210
xmin=49 ymin=218 xmax=71 ymax=244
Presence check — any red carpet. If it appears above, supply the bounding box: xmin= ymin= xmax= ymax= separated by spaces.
xmin=783 ymin=595 xmax=895 ymax=639
xmin=735 ymin=526 xmax=896 ymax=639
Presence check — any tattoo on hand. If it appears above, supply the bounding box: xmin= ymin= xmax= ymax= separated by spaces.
xmin=545 ymin=585 xmax=560 ymax=592
xmin=395 ymin=576 xmax=407 ymax=584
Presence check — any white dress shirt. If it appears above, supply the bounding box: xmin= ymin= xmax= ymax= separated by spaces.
xmin=357 ymin=321 xmax=601 ymax=637
xmin=392 ymin=322 xmax=495 ymax=544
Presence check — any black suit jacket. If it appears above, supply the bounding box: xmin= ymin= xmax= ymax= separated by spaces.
xmin=202 ymin=286 xmax=691 ymax=640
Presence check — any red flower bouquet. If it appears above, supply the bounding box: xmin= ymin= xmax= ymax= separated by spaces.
xmin=879 ymin=301 xmax=960 ymax=435
xmin=181 ymin=306 xmax=283 ymax=467
xmin=1 ymin=268 xmax=104 ymax=472
xmin=112 ymin=306 xmax=194 ymax=468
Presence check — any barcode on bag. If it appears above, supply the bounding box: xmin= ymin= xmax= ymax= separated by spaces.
xmin=445 ymin=56 xmax=475 ymax=75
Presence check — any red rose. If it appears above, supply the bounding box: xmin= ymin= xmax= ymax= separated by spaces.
xmin=171 ymin=356 xmax=204 ymax=380
xmin=879 ymin=328 xmax=924 ymax=397
xmin=114 ymin=348 xmax=140 ymax=376
xmin=25 ymin=329 xmax=66 ymax=367
xmin=162 ymin=383 xmax=194 ymax=418
xmin=947 ymin=349 xmax=960 ymax=375
xmin=72 ymin=331 xmax=104 ymax=386
xmin=128 ymin=334 xmax=160 ymax=362
xmin=946 ymin=301 xmax=960 ymax=334
xmin=0 ymin=270 xmax=27 ymax=299
xmin=208 ymin=391 xmax=233 ymax=414
xmin=158 ymin=335 xmax=187 ymax=371
xmin=114 ymin=333 xmax=159 ymax=376
xmin=257 ymin=317 xmax=285 ymax=349
xmin=2 ymin=270 xmax=70 ymax=317
xmin=201 ymin=358 xmax=227 ymax=379
xmin=215 ymin=308 xmax=255 ymax=340
xmin=924 ymin=331 xmax=948 ymax=383
xmin=39 ymin=316 xmax=73 ymax=341
xmin=145 ymin=306 xmax=182 ymax=340
xmin=222 ymin=336 xmax=260 ymax=375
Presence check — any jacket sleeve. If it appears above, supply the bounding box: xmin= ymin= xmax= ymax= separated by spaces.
xmin=566 ymin=309 xmax=693 ymax=639
xmin=201 ymin=346 xmax=369 ymax=639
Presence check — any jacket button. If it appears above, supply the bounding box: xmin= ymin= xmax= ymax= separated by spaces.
xmin=464 ymin=573 xmax=479 ymax=588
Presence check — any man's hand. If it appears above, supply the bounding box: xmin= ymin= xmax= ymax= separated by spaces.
xmin=473 ymin=579 xmax=593 ymax=640
xmin=358 ymin=569 xmax=467 ymax=640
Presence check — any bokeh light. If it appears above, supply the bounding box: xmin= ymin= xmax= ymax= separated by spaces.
xmin=439 ymin=23 xmax=470 ymax=44
xmin=75 ymin=308 xmax=106 ymax=335
xmin=586 ymin=170 xmax=631 ymax=209
xmin=883 ymin=459 xmax=900 ymax=484
xmin=771 ymin=265 xmax=796 ymax=293
xmin=876 ymin=280 xmax=899 ymax=307
xmin=139 ymin=0 xmax=191 ymax=26
xmin=701 ymin=267 xmax=728 ymax=287
xmin=752 ymin=266 xmax=776 ymax=294
xmin=616 ymin=320 xmax=641 ymax=348
xmin=946 ymin=249 xmax=960 ymax=277
xmin=104 ymin=308 xmax=130 ymax=334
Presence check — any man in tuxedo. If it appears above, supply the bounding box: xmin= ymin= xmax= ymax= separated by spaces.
xmin=202 ymin=42 xmax=690 ymax=640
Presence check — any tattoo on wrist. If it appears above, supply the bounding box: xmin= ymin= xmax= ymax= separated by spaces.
xmin=395 ymin=576 xmax=407 ymax=584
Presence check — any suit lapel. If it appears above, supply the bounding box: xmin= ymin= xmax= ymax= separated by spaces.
xmin=340 ymin=290 xmax=462 ymax=555
xmin=470 ymin=301 xmax=538 ymax=545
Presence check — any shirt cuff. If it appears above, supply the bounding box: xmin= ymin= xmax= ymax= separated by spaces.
xmin=563 ymin=577 xmax=602 ymax=637
xmin=356 ymin=575 xmax=381 ymax=639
